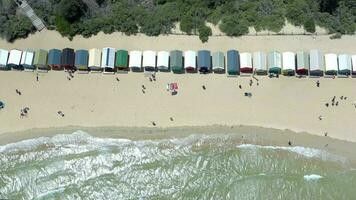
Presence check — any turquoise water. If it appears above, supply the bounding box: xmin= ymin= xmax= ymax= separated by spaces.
xmin=0 ymin=131 xmax=355 ymax=199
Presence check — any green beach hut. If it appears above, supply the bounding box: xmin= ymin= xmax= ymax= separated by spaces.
xmin=75 ymin=49 xmax=89 ymax=73
xmin=170 ymin=50 xmax=183 ymax=73
xmin=115 ymin=50 xmax=129 ymax=70
xmin=268 ymin=51 xmax=282 ymax=74
xmin=34 ymin=49 xmax=48 ymax=71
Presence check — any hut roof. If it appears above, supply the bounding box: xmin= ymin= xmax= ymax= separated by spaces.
xmin=253 ymin=52 xmax=267 ymax=71
xmin=282 ymin=52 xmax=295 ymax=71
xmin=309 ymin=49 xmax=324 ymax=71
xmin=115 ymin=50 xmax=128 ymax=68
xmin=20 ymin=50 xmax=35 ymax=68
xmin=101 ymin=47 xmax=115 ymax=69
xmin=7 ymin=49 xmax=22 ymax=66
xmin=227 ymin=50 xmax=240 ymax=75
xmin=75 ymin=49 xmax=89 ymax=69
xmin=129 ymin=51 xmax=142 ymax=68
xmin=157 ymin=51 xmax=169 ymax=69
xmin=143 ymin=50 xmax=156 ymax=68
xmin=325 ymin=53 xmax=338 ymax=72
xmin=338 ymin=54 xmax=351 ymax=71
xmin=184 ymin=50 xmax=196 ymax=69
xmin=34 ymin=49 xmax=48 ymax=67
xmin=212 ymin=51 xmax=224 ymax=70
xmin=48 ymin=49 xmax=62 ymax=66
xmin=268 ymin=51 xmax=282 ymax=69
xmin=296 ymin=51 xmax=309 ymax=70
xmin=170 ymin=50 xmax=183 ymax=73
xmin=197 ymin=50 xmax=211 ymax=70
xmin=0 ymin=49 xmax=9 ymax=66
xmin=61 ymin=48 xmax=75 ymax=66
xmin=88 ymin=48 xmax=101 ymax=68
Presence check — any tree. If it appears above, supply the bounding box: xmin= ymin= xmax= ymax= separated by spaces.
xmin=303 ymin=17 xmax=316 ymax=33
xmin=57 ymin=0 xmax=87 ymax=23
xmin=219 ymin=15 xmax=249 ymax=36
xmin=198 ymin=25 xmax=212 ymax=43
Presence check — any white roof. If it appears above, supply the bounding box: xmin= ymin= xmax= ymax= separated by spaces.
xmin=142 ymin=50 xmax=156 ymax=68
xmin=240 ymin=52 xmax=252 ymax=68
xmin=89 ymin=48 xmax=101 ymax=67
xmin=212 ymin=51 xmax=224 ymax=70
xmin=253 ymin=52 xmax=267 ymax=70
xmin=129 ymin=51 xmax=142 ymax=68
xmin=0 ymin=49 xmax=9 ymax=66
xmin=325 ymin=53 xmax=338 ymax=71
xmin=101 ymin=47 xmax=115 ymax=68
xmin=352 ymin=55 xmax=356 ymax=72
xmin=338 ymin=54 xmax=351 ymax=71
xmin=184 ymin=50 xmax=196 ymax=69
xmin=8 ymin=49 xmax=22 ymax=66
xmin=157 ymin=51 xmax=169 ymax=69
xmin=282 ymin=52 xmax=295 ymax=70
xmin=20 ymin=50 xmax=34 ymax=66
xmin=310 ymin=49 xmax=324 ymax=71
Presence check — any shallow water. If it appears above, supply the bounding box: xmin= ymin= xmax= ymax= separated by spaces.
xmin=0 ymin=131 xmax=355 ymax=199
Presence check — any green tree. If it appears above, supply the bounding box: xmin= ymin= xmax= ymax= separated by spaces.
xmin=303 ymin=17 xmax=316 ymax=33
xmin=198 ymin=25 xmax=212 ymax=43
xmin=57 ymin=0 xmax=87 ymax=23
xmin=220 ymin=15 xmax=249 ymax=36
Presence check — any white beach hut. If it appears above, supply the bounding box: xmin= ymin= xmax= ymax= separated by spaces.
xmin=184 ymin=50 xmax=196 ymax=72
xmin=282 ymin=52 xmax=295 ymax=76
xmin=89 ymin=48 xmax=102 ymax=72
xmin=253 ymin=52 xmax=267 ymax=75
xmin=0 ymin=49 xmax=9 ymax=70
xmin=101 ymin=47 xmax=116 ymax=74
xmin=338 ymin=54 xmax=352 ymax=77
xmin=239 ymin=52 xmax=253 ymax=75
xmin=20 ymin=50 xmax=35 ymax=71
xmin=143 ymin=50 xmax=156 ymax=71
xmin=352 ymin=55 xmax=356 ymax=77
xmin=309 ymin=49 xmax=324 ymax=77
xmin=157 ymin=51 xmax=169 ymax=71
xmin=212 ymin=51 xmax=224 ymax=73
xmin=325 ymin=53 xmax=338 ymax=76
xmin=129 ymin=51 xmax=142 ymax=72
xmin=7 ymin=49 xmax=22 ymax=70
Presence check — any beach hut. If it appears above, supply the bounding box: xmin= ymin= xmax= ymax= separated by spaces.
xmin=115 ymin=50 xmax=129 ymax=71
xmin=0 ymin=49 xmax=9 ymax=70
xmin=170 ymin=50 xmax=183 ymax=73
xmin=20 ymin=50 xmax=35 ymax=71
xmin=309 ymin=49 xmax=324 ymax=77
xmin=268 ymin=51 xmax=282 ymax=74
xmin=338 ymin=54 xmax=352 ymax=77
xmin=7 ymin=49 xmax=22 ymax=70
xmin=34 ymin=49 xmax=48 ymax=71
xmin=101 ymin=47 xmax=116 ymax=74
xmin=88 ymin=48 xmax=102 ymax=72
xmin=324 ymin=53 xmax=338 ymax=76
xmin=296 ymin=51 xmax=309 ymax=76
xmin=184 ymin=50 xmax=196 ymax=73
xmin=240 ymin=52 xmax=253 ymax=75
xmin=61 ymin=48 xmax=75 ymax=71
xmin=352 ymin=55 xmax=356 ymax=77
xmin=48 ymin=49 xmax=62 ymax=70
xmin=198 ymin=50 xmax=211 ymax=73
xmin=227 ymin=50 xmax=240 ymax=76
xmin=253 ymin=52 xmax=267 ymax=75
xmin=75 ymin=49 xmax=89 ymax=73
xmin=282 ymin=52 xmax=295 ymax=76
xmin=129 ymin=51 xmax=142 ymax=72
xmin=157 ymin=51 xmax=169 ymax=72
xmin=212 ymin=51 xmax=224 ymax=73
xmin=143 ymin=50 xmax=156 ymax=72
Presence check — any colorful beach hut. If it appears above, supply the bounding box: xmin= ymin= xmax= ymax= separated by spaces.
xmin=129 ymin=51 xmax=142 ymax=72
xmin=282 ymin=52 xmax=295 ymax=76
xmin=198 ymin=50 xmax=211 ymax=73
xmin=143 ymin=50 xmax=156 ymax=72
xmin=325 ymin=53 xmax=338 ymax=76
xmin=352 ymin=55 xmax=356 ymax=77
xmin=170 ymin=50 xmax=183 ymax=73
xmin=7 ymin=49 xmax=22 ymax=70
xmin=227 ymin=50 xmax=240 ymax=76
xmin=20 ymin=50 xmax=35 ymax=71
xmin=48 ymin=49 xmax=62 ymax=70
xmin=253 ymin=52 xmax=267 ymax=75
xmin=268 ymin=51 xmax=282 ymax=74
xmin=0 ymin=49 xmax=9 ymax=70
xmin=34 ymin=49 xmax=48 ymax=71
xmin=212 ymin=51 xmax=224 ymax=73
xmin=75 ymin=49 xmax=89 ymax=73
xmin=157 ymin=51 xmax=169 ymax=72
xmin=101 ymin=47 xmax=116 ymax=74
xmin=309 ymin=49 xmax=324 ymax=77
xmin=61 ymin=48 xmax=75 ymax=71
xmin=240 ymin=52 xmax=253 ymax=75
xmin=88 ymin=48 xmax=102 ymax=72
xmin=184 ymin=50 xmax=196 ymax=73
xmin=115 ymin=50 xmax=129 ymax=71
xmin=338 ymin=54 xmax=352 ymax=76
xmin=296 ymin=51 xmax=309 ymax=76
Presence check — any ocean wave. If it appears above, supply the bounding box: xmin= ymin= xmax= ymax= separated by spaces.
xmin=304 ymin=174 xmax=323 ymax=181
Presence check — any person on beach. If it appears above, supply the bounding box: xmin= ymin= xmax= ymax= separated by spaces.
xmin=239 ymin=85 xmax=242 ymax=89
xmin=170 ymin=117 xmax=174 ymax=121
xmin=202 ymin=85 xmax=206 ymax=90
xmin=316 ymin=80 xmax=320 ymax=87
xmin=249 ymin=79 xmax=253 ymax=86
xmin=142 ymin=89 xmax=145 ymax=94
xmin=318 ymin=115 xmax=323 ymax=120
xmin=36 ymin=73 xmax=39 ymax=82
xmin=325 ymin=103 xmax=329 ymax=107
xmin=152 ymin=121 xmax=156 ymax=126
xmin=142 ymin=85 xmax=146 ymax=90
xmin=116 ymin=77 xmax=120 ymax=82
xmin=288 ymin=141 xmax=292 ymax=146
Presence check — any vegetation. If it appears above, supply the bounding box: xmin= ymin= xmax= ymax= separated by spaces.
xmin=0 ymin=0 xmax=354 ymax=42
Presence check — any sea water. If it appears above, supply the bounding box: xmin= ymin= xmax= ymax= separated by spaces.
xmin=0 ymin=131 xmax=355 ymax=199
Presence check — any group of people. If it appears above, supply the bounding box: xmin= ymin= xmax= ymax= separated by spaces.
xmin=20 ymin=107 xmax=30 ymax=118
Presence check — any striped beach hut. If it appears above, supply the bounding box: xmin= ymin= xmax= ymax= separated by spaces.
xmin=212 ymin=51 xmax=224 ymax=73
xmin=198 ymin=50 xmax=211 ymax=73
xmin=115 ymin=50 xmax=129 ymax=71
xmin=296 ymin=51 xmax=309 ymax=76
xmin=352 ymin=55 xmax=356 ymax=77
xmin=48 ymin=49 xmax=62 ymax=70
xmin=240 ymin=52 xmax=253 ymax=75
xmin=101 ymin=47 xmax=116 ymax=74
xmin=325 ymin=53 xmax=338 ymax=76
xmin=338 ymin=54 xmax=351 ymax=76
xmin=309 ymin=49 xmax=324 ymax=77
xmin=157 ymin=51 xmax=169 ymax=72
xmin=88 ymin=48 xmax=102 ymax=72
xmin=129 ymin=51 xmax=142 ymax=72
xmin=34 ymin=49 xmax=48 ymax=71
xmin=282 ymin=52 xmax=295 ymax=76
xmin=268 ymin=51 xmax=282 ymax=74
xmin=143 ymin=50 xmax=156 ymax=72
xmin=61 ymin=48 xmax=75 ymax=71
xmin=20 ymin=50 xmax=35 ymax=71
xmin=7 ymin=49 xmax=22 ymax=70
xmin=75 ymin=49 xmax=89 ymax=73
xmin=0 ymin=49 xmax=9 ymax=70
xmin=253 ymin=52 xmax=267 ymax=75
xmin=184 ymin=50 xmax=196 ymax=73
xmin=170 ymin=50 xmax=183 ymax=73
xmin=227 ymin=50 xmax=240 ymax=76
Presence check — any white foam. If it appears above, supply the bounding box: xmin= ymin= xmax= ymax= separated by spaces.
xmin=304 ymin=174 xmax=323 ymax=181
